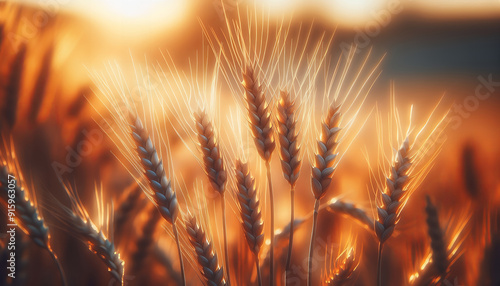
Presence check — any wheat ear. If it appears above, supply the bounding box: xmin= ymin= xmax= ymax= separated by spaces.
xmin=309 ymin=104 xmax=342 ymax=286
xmin=276 ymin=90 xmax=302 ymax=275
xmin=130 ymin=116 xmax=185 ymax=286
xmin=235 ymin=159 xmax=264 ymax=286
xmin=0 ymin=165 xmax=67 ymax=286
xmin=194 ymin=110 xmax=231 ymax=285
xmin=326 ymin=250 xmax=357 ymax=286
xmin=185 ymin=213 xmax=226 ymax=286
xmin=425 ymin=196 xmax=448 ymax=281
xmin=242 ymin=63 xmax=276 ymax=284
xmin=326 ymin=199 xmax=374 ymax=232
xmin=375 ymin=136 xmax=411 ymax=286
xmin=58 ymin=201 xmax=124 ymax=284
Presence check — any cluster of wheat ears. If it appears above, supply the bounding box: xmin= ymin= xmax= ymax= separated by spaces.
xmin=0 ymin=3 xmax=469 ymax=286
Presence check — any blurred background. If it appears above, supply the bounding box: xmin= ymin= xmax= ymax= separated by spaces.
xmin=0 ymin=0 xmax=499 ymax=285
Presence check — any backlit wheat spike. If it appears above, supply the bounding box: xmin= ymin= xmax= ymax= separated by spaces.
xmin=276 ymin=90 xmax=301 ymax=186
xmin=311 ymin=104 xmax=342 ymax=200
xmin=130 ymin=116 xmax=185 ymax=285
xmin=194 ymin=109 xmax=227 ymax=193
xmin=235 ymin=159 xmax=264 ymax=286
xmin=58 ymin=201 xmax=124 ymax=283
xmin=326 ymin=249 xmax=357 ymax=286
xmin=376 ymin=135 xmax=411 ymax=286
xmin=425 ymin=196 xmax=448 ymax=280
xmin=309 ymin=104 xmax=342 ymax=286
xmin=185 ymin=213 xmax=226 ymax=286
xmin=375 ymin=136 xmax=411 ymax=244
xmin=114 ymin=184 xmax=142 ymax=238
xmin=0 ymin=165 xmax=49 ymax=249
xmin=241 ymin=64 xmax=275 ymax=162
xmin=235 ymin=160 xmax=264 ymax=254
xmin=0 ymin=157 xmax=67 ymax=286
xmin=276 ymin=90 xmax=302 ymax=276
xmin=131 ymin=116 xmax=179 ymax=225
xmin=193 ymin=109 xmax=232 ymax=284
xmin=326 ymin=198 xmax=374 ymax=232
xmin=242 ymin=62 xmax=277 ymax=284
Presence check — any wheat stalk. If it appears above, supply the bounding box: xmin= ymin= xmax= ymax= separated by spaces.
xmin=309 ymin=104 xmax=342 ymax=286
xmin=130 ymin=116 xmax=186 ymax=286
xmin=276 ymin=90 xmax=302 ymax=276
xmin=375 ymin=135 xmax=411 ymax=286
xmin=326 ymin=198 xmax=374 ymax=232
xmin=235 ymin=159 xmax=264 ymax=286
xmin=194 ymin=109 xmax=232 ymax=284
xmin=0 ymin=160 xmax=67 ymax=286
xmin=241 ymin=63 xmax=276 ymax=284
xmin=325 ymin=249 xmax=357 ymax=286
xmin=185 ymin=213 xmax=226 ymax=286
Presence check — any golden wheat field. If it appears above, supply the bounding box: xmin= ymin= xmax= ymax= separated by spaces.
xmin=0 ymin=0 xmax=499 ymax=285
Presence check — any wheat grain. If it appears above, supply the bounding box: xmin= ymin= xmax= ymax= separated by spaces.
xmin=185 ymin=213 xmax=226 ymax=286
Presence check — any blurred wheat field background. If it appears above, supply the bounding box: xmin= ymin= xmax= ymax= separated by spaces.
xmin=0 ymin=0 xmax=499 ymax=285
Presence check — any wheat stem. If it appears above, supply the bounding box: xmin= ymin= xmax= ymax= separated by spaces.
xmin=377 ymin=243 xmax=383 ymax=286
xmin=265 ymin=161 xmax=275 ymax=285
xmin=172 ymin=223 xmax=186 ymax=286
xmin=221 ymin=192 xmax=231 ymax=286
xmin=256 ymin=255 xmax=262 ymax=286
xmin=285 ymin=186 xmax=295 ymax=275
xmin=307 ymin=199 xmax=320 ymax=286
xmin=49 ymin=251 xmax=68 ymax=286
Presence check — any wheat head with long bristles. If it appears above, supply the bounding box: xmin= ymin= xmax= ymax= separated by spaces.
xmin=131 ymin=116 xmax=179 ymax=225
xmin=241 ymin=64 xmax=275 ymax=162
xmin=276 ymin=90 xmax=301 ymax=186
xmin=185 ymin=213 xmax=226 ymax=286
xmin=235 ymin=159 xmax=264 ymax=255
xmin=375 ymin=136 xmax=411 ymax=244
xmin=311 ymin=104 xmax=342 ymax=200
xmin=194 ymin=109 xmax=227 ymax=193
xmin=0 ymin=165 xmax=49 ymax=249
